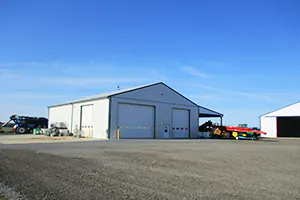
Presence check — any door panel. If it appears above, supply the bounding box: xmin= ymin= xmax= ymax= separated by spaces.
xmin=172 ymin=109 xmax=189 ymax=138
xmin=163 ymin=124 xmax=170 ymax=139
xmin=81 ymin=105 xmax=94 ymax=138
xmin=118 ymin=104 xmax=154 ymax=139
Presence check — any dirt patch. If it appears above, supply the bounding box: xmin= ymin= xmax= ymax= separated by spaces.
xmin=30 ymin=136 xmax=76 ymax=141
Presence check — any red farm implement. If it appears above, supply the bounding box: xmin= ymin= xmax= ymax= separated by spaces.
xmin=199 ymin=121 xmax=266 ymax=140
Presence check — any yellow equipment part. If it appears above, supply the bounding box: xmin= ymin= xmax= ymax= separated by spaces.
xmin=232 ymin=132 xmax=238 ymax=137
xmin=214 ymin=128 xmax=221 ymax=135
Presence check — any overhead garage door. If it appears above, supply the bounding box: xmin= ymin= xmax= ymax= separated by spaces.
xmin=277 ymin=117 xmax=300 ymax=137
xmin=81 ymin=105 xmax=94 ymax=138
xmin=118 ymin=103 xmax=154 ymax=139
xmin=172 ymin=109 xmax=190 ymax=138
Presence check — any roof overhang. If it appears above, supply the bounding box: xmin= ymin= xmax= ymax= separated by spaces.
xmin=199 ymin=106 xmax=223 ymax=118
xmin=260 ymin=101 xmax=300 ymax=117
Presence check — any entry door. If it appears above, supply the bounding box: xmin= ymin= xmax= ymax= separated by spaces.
xmin=172 ymin=109 xmax=190 ymax=138
xmin=163 ymin=124 xmax=170 ymax=138
xmin=81 ymin=105 xmax=94 ymax=138
xmin=118 ymin=103 xmax=154 ymax=139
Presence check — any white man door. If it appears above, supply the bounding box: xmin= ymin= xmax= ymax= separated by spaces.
xmin=172 ymin=109 xmax=190 ymax=138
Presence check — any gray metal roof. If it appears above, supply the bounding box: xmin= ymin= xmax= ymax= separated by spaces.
xmin=199 ymin=106 xmax=223 ymax=117
xmin=48 ymin=82 xmax=164 ymax=108
xmin=48 ymin=82 xmax=224 ymax=117
xmin=260 ymin=101 xmax=300 ymax=117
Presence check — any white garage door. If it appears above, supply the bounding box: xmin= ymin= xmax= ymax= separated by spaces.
xmin=118 ymin=103 xmax=154 ymax=139
xmin=172 ymin=109 xmax=190 ymax=138
xmin=81 ymin=105 xmax=94 ymax=138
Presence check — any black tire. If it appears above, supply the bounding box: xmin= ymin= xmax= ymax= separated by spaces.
xmin=55 ymin=128 xmax=60 ymax=136
xmin=17 ymin=127 xmax=26 ymax=134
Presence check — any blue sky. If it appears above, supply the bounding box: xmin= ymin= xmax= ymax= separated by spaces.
xmin=0 ymin=0 xmax=299 ymax=126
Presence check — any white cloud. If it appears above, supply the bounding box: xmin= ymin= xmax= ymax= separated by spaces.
xmin=0 ymin=60 xmax=171 ymax=121
xmin=38 ymin=77 xmax=154 ymax=88
xmin=192 ymin=84 xmax=283 ymax=103
xmin=0 ymin=61 xmax=48 ymax=68
xmin=219 ymin=90 xmax=279 ymax=103
xmin=191 ymin=84 xmax=213 ymax=90
xmin=140 ymin=69 xmax=169 ymax=81
xmin=0 ymin=60 xmax=169 ymax=90
xmin=188 ymin=94 xmax=220 ymax=100
xmin=181 ymin=66 xmax=213 ymax=78
xmin=2 ymin=92 xmax=68 ymax=100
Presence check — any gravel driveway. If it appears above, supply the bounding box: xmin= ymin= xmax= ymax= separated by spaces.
xmin=0 ymin=139 xmax=299 ymax=200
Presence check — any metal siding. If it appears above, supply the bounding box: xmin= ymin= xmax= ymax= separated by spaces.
xmin=260 ymin=116 xmax=277 ymax=138
xmin=72 ymin=99 xmax=109 ymax=139
xmin=172 ymin=109 xmax=190 ymax=138
xmin=118 ymin=103 xmax=154 ymax=138
xmin=48 ymin=105 xmax=72 ymax=131
xmin=110 ymin=97 xmax=198 ymax=139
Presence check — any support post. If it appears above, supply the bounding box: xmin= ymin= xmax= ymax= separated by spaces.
xmin=117 ymin=128 xmax=120 ymax=140
xmin=220 ymin=117 xmax=223 ymax=126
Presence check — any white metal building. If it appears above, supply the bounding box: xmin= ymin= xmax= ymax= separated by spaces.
xmin=260 ymin=102 xmax=300 ymax=138
xmin=48 ymin=82 xmax=223 ymax=139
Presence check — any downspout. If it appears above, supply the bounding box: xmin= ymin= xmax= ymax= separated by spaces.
xmin=108 ymin=97 xmax=112 ymax=139
xmin=70 ymin=103 xmax=74 ymax=133
xmin=47 ymin=107 xmax=50 ymax=128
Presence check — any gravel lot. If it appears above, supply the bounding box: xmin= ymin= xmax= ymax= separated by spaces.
xmin=0 ymin=134 xmax=103 ymax=144
xmin=0 ymin=139 xmax=300 ymax=200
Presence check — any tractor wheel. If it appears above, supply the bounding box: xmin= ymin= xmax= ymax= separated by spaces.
xmin=232 ymin=132 xmax=238 ymax=138
xmin=17 ymin=127 xmax=26 ymax=134
xmin=55 ymin=128 xmax=60 ymax=136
